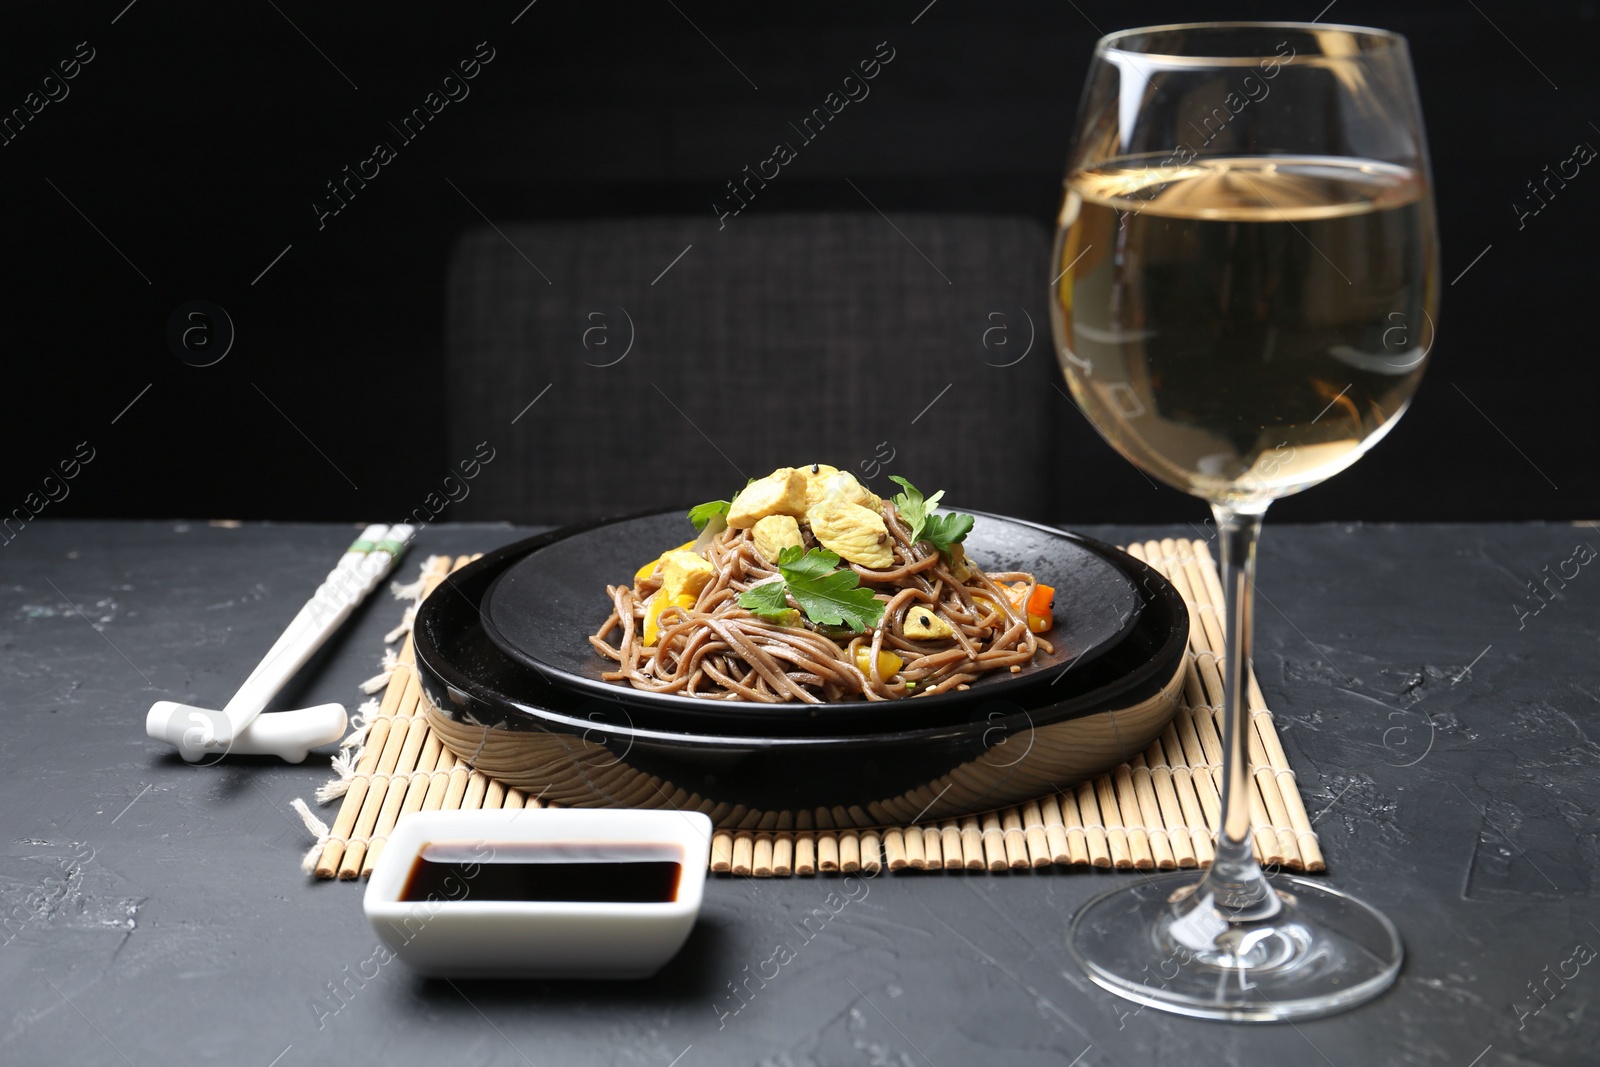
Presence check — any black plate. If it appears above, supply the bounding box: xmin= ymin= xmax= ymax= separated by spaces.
xmin=412 ymin=529 xmax=1190 ymax=819
xmin=480 ymin=509 xmax=1151 ymax=731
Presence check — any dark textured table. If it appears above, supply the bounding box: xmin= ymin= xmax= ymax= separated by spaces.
xmin=2 ymin=520 xmax=1596 ymax=1067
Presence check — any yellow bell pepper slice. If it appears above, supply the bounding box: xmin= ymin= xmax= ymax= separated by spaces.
xmin=643 ymin=592 xmax=696 ymax=646
xmin=853 ymin=645 xmax=904 ymax=681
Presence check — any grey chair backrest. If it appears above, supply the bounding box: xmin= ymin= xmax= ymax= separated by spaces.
xmin=445 ymin=212 xmax=1070 ymax=526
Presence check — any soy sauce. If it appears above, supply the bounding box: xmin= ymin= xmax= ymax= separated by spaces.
xmin=400 ymin=841 xmax=682 ymax=904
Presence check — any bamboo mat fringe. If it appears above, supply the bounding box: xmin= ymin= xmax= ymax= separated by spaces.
xmin=297 ymin=540 xmax=1324 ymax=878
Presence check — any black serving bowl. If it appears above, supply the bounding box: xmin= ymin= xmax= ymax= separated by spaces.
xmin=412 ymin=522 xmax=1189 ymax=827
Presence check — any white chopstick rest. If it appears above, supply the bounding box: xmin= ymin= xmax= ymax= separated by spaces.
xmin=145 ymin=523 xmax=414 ymax=764
xmin=145 ymin=700 xmax=348 ymax=763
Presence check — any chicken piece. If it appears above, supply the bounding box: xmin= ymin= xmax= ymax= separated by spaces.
xmin=800 ymin=463 xmax=841 ymax=508
xmin=660 ymin=550 xmax=715 ymax=602
xmin=806 ymin=496 xmax=894 ymax=569
xmin=902 ymin=605 xmax=954 ymax=640
xmin=727 ymin=467 xmax=808 ymax=528
xmin=635 ymin=539 xmax=697 ymax=586
xmin=751 ymin=514 xmax=804 ymax=563
xmin=819 ymin=470 xmax=883 ymax=513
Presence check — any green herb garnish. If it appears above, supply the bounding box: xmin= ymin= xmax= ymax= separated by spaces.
xmin=687 ymin=499 xmax=730 ymax=532
xmin=737 ymin=578 xmax=791 ymax=618
xmin=888 ymin=475 xmax=974 ymax=556
xmin=920 ymin=511 xmax=976 ymax=556
xmin=738 ymin=545 xmax=886 ymax=633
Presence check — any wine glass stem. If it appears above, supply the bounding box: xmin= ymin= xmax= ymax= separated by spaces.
xmin=1194 ymin=503 xmax=1278 ymax=919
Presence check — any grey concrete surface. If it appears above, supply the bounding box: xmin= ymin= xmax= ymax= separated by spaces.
xmin=1 ymin=520 xmax=1596 ymax=1066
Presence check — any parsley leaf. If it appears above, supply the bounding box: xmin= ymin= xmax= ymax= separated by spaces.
xmin=737 ymin=577 xmax=790 ymax=618
xmin=771 ymin=543 xmax=824 ymax=577
xmin=888 ymin=475 xmax=972 ymax=556
xmin=887 ymin=475 xmax=942 ymax=544
xmin=921 ymin=511 xmax=975 ymax=555
xmin=687 ymin=499 xmax=730 ymax=532
xmin=737 ymin=545 xmax=886 ymax=633
xmin=778 ymin=547 xmax=887 ymax=632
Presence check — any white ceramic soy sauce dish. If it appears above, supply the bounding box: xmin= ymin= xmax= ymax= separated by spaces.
xmin=364 ymin=807 xmax=711 ymax=979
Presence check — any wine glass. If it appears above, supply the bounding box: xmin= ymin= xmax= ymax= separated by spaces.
xmin=1051 ymin=22 xmax=1436 ymax=1021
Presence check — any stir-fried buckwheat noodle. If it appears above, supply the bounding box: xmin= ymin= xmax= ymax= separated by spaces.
xmin=589 ymin=503 xmax=1053 ymax=703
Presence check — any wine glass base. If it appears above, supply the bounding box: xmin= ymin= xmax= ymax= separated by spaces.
xmin=1068 ymin=872 xmax=1402 ymax=1022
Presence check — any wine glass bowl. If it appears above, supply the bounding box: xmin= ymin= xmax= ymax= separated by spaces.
xmin=1056 ymin=151 xmax=1435 ymax=511
xmin=1054 ymin=22 xmax=1438 ymax=513
xmin=1052 ymin=22 xmax=1434 ymax=1021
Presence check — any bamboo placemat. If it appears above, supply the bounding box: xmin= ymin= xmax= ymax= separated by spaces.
xmin=294 ymin=539 xmax=1324 ymax=878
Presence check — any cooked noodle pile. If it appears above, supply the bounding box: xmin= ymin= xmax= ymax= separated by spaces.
xmin=590 ymin=492 xmax=1053 ymax=703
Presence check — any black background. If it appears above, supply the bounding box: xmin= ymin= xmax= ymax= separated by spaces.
xmin=1 ymin=1 xmax=1593 ymax=526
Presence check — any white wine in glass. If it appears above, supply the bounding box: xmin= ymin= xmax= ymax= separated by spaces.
xmin=1064 ymin=156 xmax=1431 ymax=507
xmin=1053 ymin=23 xmax=1437 ymax=1022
